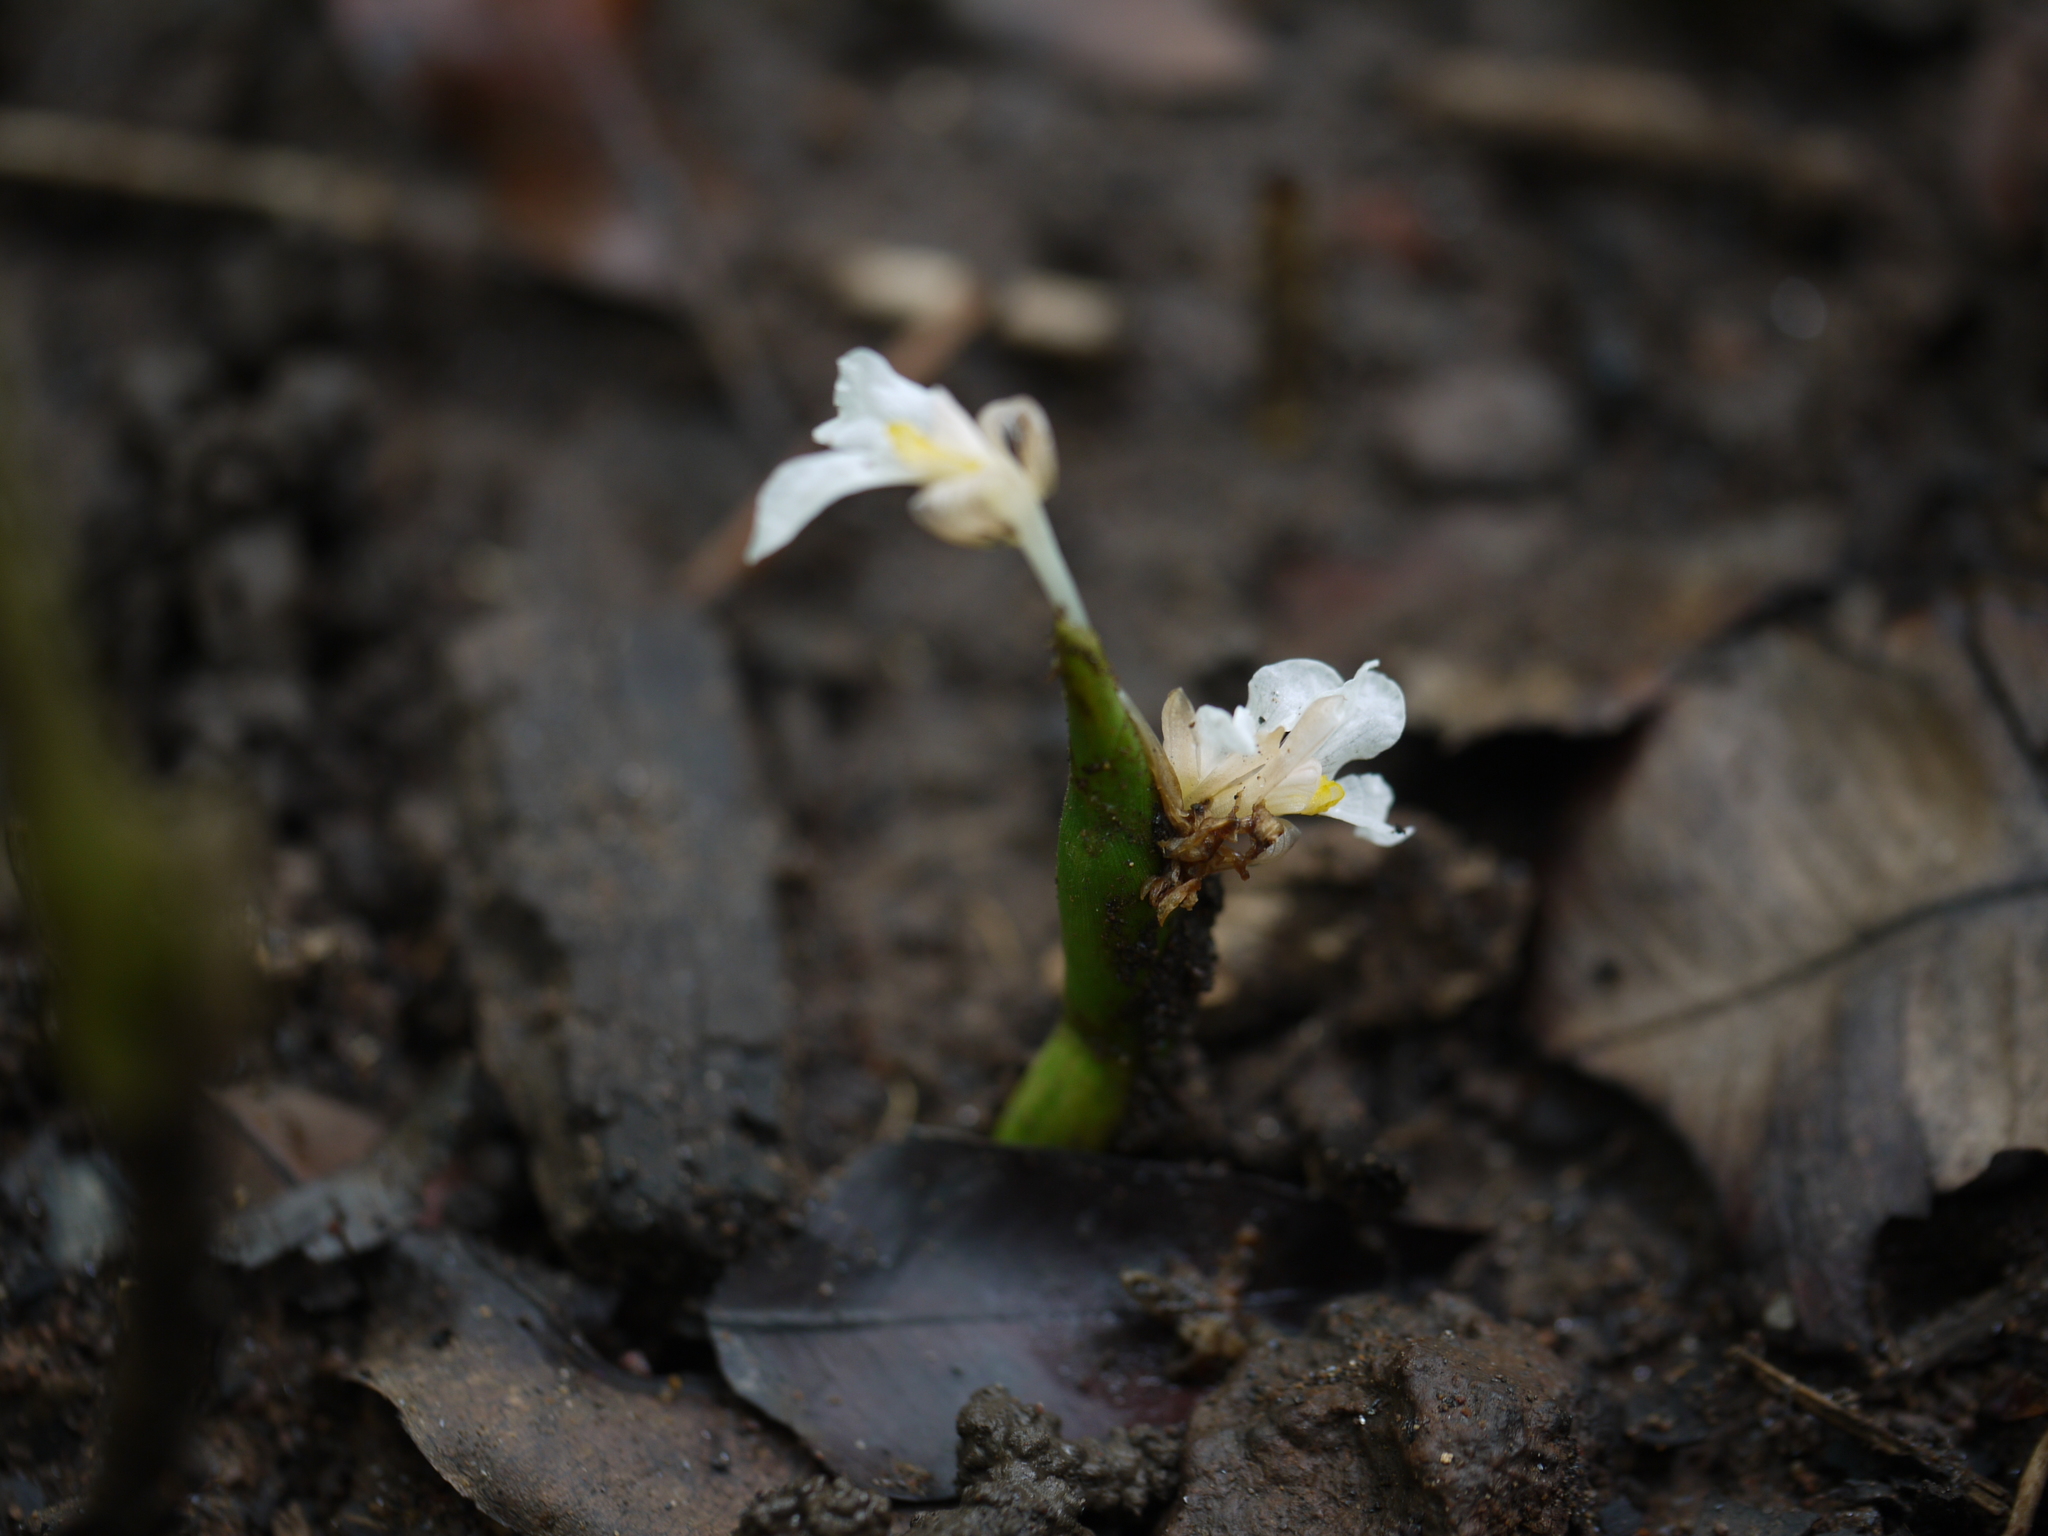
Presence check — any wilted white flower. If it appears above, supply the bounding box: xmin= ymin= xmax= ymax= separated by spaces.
xmin=746 ymin=347 xmax=1087 ymax=624
xmin=1138 ymin=658 xmax=1410 ymax=918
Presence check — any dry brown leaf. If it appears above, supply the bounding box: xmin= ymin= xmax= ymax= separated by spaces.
xmin=1267 ymin=505 xmax=1838 ymax=744
xmin=1536 ymin=602 xmax=2048 ymax=1343
xmin=355 ymin=1231 xmax=810 ymax=1536
xmin=215 ymin=1062 xmax=477 ymax=1267
xmin=211 ymin=1082 xmax=386 ymax=1185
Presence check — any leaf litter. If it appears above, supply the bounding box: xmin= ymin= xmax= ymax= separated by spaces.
xmin=215 ymin=1059 xmax=478 ymax=1267
xmin=9 ymin=0 xmax=2048 ymax=1529
xmin=708 ymin=1133 xmax=1383 ymax=1499
xmin=354 ymin=1229 xmax=812 ymax=1536
xmin=1539 ymin=592 xmax=2048 ymax=1344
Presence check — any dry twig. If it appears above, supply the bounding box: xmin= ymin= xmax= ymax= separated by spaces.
xmin=0 ymin=106 xmax=789 ymax=449
xmin=1883 ymin=1254 xmax=2048 ymax=1376
xmin=0 ymin=106 xmax=492 ymax=253
xmin=2006 ymin=1428 xmax=2048 ymax=1536
xmin=1730 ymin=1346 xmax=2011 ymax=1519
xmin=1407 ymin=53 xmax=1875 ymax=209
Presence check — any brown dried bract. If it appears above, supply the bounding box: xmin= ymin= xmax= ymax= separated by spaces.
xmin=1145 ymin=807 xmax=1292 ymax=919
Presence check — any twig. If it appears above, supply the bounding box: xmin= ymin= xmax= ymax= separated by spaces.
xmin=1730 ymin=1346 xmax=2011 ymax=1519
xmin=2006 ymin=1428 xmax=2048 ymax=1536
xmin=0 ymin=104 xmax=788 ymax=448
xmin=0 ymin=106 xmax=492 ymax=255
xmin=1884 ymin=1254 xmax=2048 ymax=1376
xmin=1404 ymin=53 xmax=1876 ymax=209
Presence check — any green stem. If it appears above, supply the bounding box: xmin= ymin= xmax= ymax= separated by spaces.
xmin=990 ymin=1018 xmax=1128 ymax=1150
xmin=995 ymin=617 xmax=1194 ymax=1150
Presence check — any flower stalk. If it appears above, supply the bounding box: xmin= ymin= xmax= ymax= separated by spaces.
xmin=991 ymin=617 xmax=1190 ymax=1150
xmin=745 ymin=349 xmax=1409 ymax=1151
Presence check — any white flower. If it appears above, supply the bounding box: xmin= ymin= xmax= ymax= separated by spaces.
xmin=1138 ymin=658 xmax=1410 ymax=917
xmin=746 ymin=348 xmax=1087 ymax=624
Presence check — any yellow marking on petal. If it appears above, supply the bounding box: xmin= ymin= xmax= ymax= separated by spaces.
xmin=888 ymin=421 xmax=985 ymax=479
xmin=1303 ymin=776 xmax=1345 ymax=815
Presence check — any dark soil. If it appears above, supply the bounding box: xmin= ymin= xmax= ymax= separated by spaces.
xmin=3 ymin=0 xmax=2047 ymax=1533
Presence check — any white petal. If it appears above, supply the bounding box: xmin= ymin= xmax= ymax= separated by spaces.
xmin=1125 ymin=690 xmax=1183 ymax=810
xmin=1194 ymin=704 xmax=1257 ymax=770
xmin=816 ymin=347 xmax=935 ymax=455
xmin=977 ymin=396 xmax=1059 ymax=498
xmin=1245 ymin=658 xmax=1345 ymax=735
xmin=1262 ymin=760 xmax=1328 ymax=816
xmin=907 ymin=468 xmax=1024 ymax=548
xmin=1315 ymin=663 xmax=1407 ymax=770
xmin=746 ymin=450 xmax=919 ymax=563
xmin=1160 ymin=689 xmax=1201 ymax=795
xmin=925 ymin=386 xmax=998 ymax=462
xmin=1324 ymin=772 xmax=1411 ymax=846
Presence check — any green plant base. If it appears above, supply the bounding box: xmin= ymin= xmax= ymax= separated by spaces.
xmin=991 ymin=1018 xmax=1130 ymax=1151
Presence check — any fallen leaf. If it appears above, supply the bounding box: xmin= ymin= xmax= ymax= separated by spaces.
xmin=1536 ymin=602 xmax=2048 ymax=1343
xmin=215 ymin=1060 xmax=476 ymax=1267
xmin=211 ymin=1082 xmax=386 ymax=1185
xmin=1267 ymin=505 xmax=1839 ymax=743
xmin=355 ymin=1230 xmax=809 ymax=1536
xmin=709 ymin=1133 xmax=1378 ymax=1499
xmin=947 ymin=0 xmax=1268 ymax=102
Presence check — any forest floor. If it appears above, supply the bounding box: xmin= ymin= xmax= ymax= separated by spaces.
xmin=3 ymin=1 xmax=2048 ymax=1533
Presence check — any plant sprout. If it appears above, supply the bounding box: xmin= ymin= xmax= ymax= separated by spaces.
xmin=747 ymin=349 xmax=1409 ymax=1150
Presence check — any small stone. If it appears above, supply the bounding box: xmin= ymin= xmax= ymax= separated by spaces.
xmin=2 ymin=1132 xmax=125 ymax=1274
xmin=1385 ymin=359 xmax=1581 ymax=489
xmin=190 ymin=521 xmax=305 ymax=668
xmin=992 ymin=272 xmax=1124 ymax=359
xmin=830 ymin=244 xmax=980 ymax=330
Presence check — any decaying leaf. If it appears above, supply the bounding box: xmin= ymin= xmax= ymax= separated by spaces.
xmin=211 ymin=1081 xmax=386 ymax=1187
xmin=355 ymin=1230 xmax=810 ymax=1536
xmin=1536 ymin=601 xmax=2048 ymax=1343
xmin=1268 ymin=505 xmax=1838 ymax=743
xmin=709 ymin=1133 xmax=1377 ymax=1499
xmin=215 ymin=1060 xmax=475 ymax=1267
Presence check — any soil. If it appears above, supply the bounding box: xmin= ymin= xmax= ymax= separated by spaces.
xmin=3 ymin=0 xmax=2048 ymax=1533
